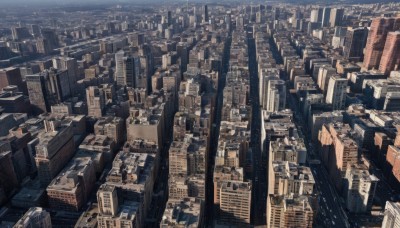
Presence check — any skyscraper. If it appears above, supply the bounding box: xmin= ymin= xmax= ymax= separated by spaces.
xmin=363 ymin=17 xmax=400 ymax=70
xmin=325 ymin=75 xmax=347 ymax=110
xmin=329 ymin=8 xmax=344 ymax=27
xmin=26 ymin=69 xmax=71 ymax=114
xmin=219 ymin=181 xmax=251 ymax=225
xmin=321 ymin=7 xmax=331 ymax=27
xmin=124 ymin=56 xmax=141 ymax=88
xmin=203 ymin=5 xmax=209 ymax=23
xmin=343 ymin=27 xmax=368 ymax=62
xmin=382 ymin=201 xmax=400 ymax=228
xmin=114 ymin=50 xmax=125 ymax=86
xmin=379 ymin=31 xmax=400 ymax=75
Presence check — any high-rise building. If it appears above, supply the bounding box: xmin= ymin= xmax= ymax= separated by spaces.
xmin=219 ymin=181 xmax=251 ymax=225
xmin=363 ymin=17 xmax=400 ymax=70
xmin=13 ymin=207 xmax=52 ymax=228
xmin=382 ymin=201 xmax=400 ymax=228
xmin=94 ymin=116 xmax=125 ymax=146
xmin=343 ymin=163 xmax=379 ymax=213
xmin=329 ymin=8 xmax=344 ymax=27
xmin=203 ymin=5 xmax=209 ymax=23
xmin=11 ymin=26 xmax=31 ymax=40
xmin=265 ymin=79 xmax=286 ymax=112
xmin=267 ymin=195 xmax=314 ymax=228
xmin=125 ymin=56 xmax=143 ymax=88
xmin=317 ymin=65 xmax=336 ymax=95
xmin=343 ymin=27 xmax=368 ymax=62
xmin=325 ymin=75 xmax=347 ymax=110
xmin=26 ymin=69 xmax=71 ymax=114
xmin=379 ymin=31 xmax=400 ymax=75
xmin=35 ymin=120 xmax=75 ymax=186
xmin=86 ymin=86 xmax=105 ymax=117
xmin=97 ymin=184 xmax=140 ymax=228
xmin=0 ymin=67 xmax=25 ymax=94
xmin=114 ymin=50 xmax=125 ymax=86
xmin=321 ymin=7 xmax=331 ymax=27
xmin=47 ymin=156 xmax=96 ymax=211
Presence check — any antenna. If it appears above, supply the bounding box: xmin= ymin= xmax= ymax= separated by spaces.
xmin=187 ymin=0 xmax=189 ymax=14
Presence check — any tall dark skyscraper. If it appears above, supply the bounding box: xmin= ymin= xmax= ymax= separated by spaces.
xmin=321 ymin=7 xmax=331 ymax=27
xmin=203 ymin=5 xmax=209 ymax=23
xmin=343 ymin=27 xmax=368 ymax=62
xmin=167 ymin=11 xmax=172 ymax=26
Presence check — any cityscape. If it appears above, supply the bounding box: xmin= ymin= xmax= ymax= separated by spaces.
xmin=0 ymin=0 xmax=400 ymax=227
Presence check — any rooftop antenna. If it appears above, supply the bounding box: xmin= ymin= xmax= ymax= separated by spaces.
xmin=187 ymin=0 xmax=189 ymax=14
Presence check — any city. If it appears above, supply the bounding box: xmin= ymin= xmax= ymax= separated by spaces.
xmin=0 ymin=0 xmax=399 ymax=227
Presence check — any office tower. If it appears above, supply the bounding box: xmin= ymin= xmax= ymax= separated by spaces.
xmin=268 ymin=161 xmax=315 ymax=196
xmin=97 ymin=184 xmax=140 ymax=228
xmin=273 ymin=7 xmax=280 ymax=20
xmin=329 ymin=8 xmax=344 ymax=27
xmin=26 ymin=69 xmax=71 ymax=114
xmin=331 ymin=26 xmax=347 ymax=48
xmin=225 ymin=13 xmax=232 ymax=31
xmin=267 ymin=195 xmax=314 ymax=228
xmin=114 ymin=50 xmax=125 ymax=86
xmin=382 ymin=201 xmax=400 ymax=228
xmin=167 ymin=11 xmax=172 ymax=26
xmin=0 ymin=67 xmax=25 ymax=94
xmin=0 ymin=86 xmax=30 ymax=113
xmin=343 ymin=27 xmax=368 ymax=62
xmin=36 ymin=38 xmax=52 ymax=55
xmin=14 ymin=207 xmax=52 ymax=228
xmin=94 ymin=116 xmax=125 ymax=146
xmin=86 ymin=86 xmax=105 ymax=117
xmin=319 ymin=123 xmax=358 ymax=189
xmin=203 ymin=5 xmax=209 ymax=23
xmin=124 ymin=56 xmax=141 ymax=88
xmin=98 ymin=184 xmax=119 ymax=216
xmin=363 ymin=17 xmax=400 ymax=70
xmin=343 ymin=164 xmax=378 ymax=213
xmin=11 ymin=26 xmax=31 ymax=40
xmin=325 ymin=76 xmax=347 ymax=110
xmin=379 ymin=31 xmax=400 ymax=75
xmin=47 ymin=156 xmax=96 ymax=211
xmin=41 ymin=28 xmax=58 ymax=49
xmin=317 ymin=65 xmax=336 ymax=95
xmin=35 ymin=120 xmax=75 ymax=186
xmin=310 ymin=9 xmax=319 ymax=23
xmin=219 ymin=181 xmax=251 ymax=225
xmin=265 ymin=79 xmax=286 ymax=112
xmin=53 ymin=57 xmax=79 ymax=92
xmin=321 ymin=7 xmax=331 ymax=27
xmin=30 ymin=24 xmax=40 ymax=37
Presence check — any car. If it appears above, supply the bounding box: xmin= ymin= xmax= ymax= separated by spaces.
xmin=332 ymin=221 xmax=335 ymax=225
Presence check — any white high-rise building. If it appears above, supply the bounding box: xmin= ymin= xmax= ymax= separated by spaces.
xmin=266 ymin=79 xmax=286 ymax=112
xmin=114 ymin=50 xmax=125 ymax=86
xmin=14 ymin=207 xmax=52 ymax=228
xmin=382 ymin=201 xmax=400 ymax=228
xmin=326 ymin=75 xmax=347 ymax=110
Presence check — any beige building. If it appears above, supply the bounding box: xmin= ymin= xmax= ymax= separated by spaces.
xmin=268 ymin=161 xmax=315 ymax=196
xmin=344 ymin=163 xmax=379 ymax=213
xmin=34 ymin=119 xmax=75 ymax=186
xmin=267 ymin=195 xmax=314 ymax=228
xmin=94 ymin=116 xmax=125 ymax=146
xmin=161 ymin=198 xmax=204 ymax=228
xmin=219 ymin=181 xmax=251 ymax=225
